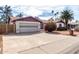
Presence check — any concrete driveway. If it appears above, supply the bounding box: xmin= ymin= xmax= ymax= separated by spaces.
xmin=3 ymin=32 xmax=79 ymax=54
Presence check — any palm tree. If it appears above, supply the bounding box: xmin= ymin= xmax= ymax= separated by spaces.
xmin=51 ymin=10 xmax=59 ymax=20
xmin=0 ymin=5 xmax=12 ymax=24
xmin=60 ymin=9 xmax=74 ymax=29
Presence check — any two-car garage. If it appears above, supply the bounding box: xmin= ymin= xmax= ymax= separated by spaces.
xmin=12 ymin=16 xmax=43 ymax=33
xmin=16 ymin=21 xmax=41 ymax=33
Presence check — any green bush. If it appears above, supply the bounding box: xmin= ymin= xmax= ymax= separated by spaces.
xmin=45 ymin=21 xmax=56 ymax=32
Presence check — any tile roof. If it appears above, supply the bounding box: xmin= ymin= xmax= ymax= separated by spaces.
xmin=12 ymin=16 xmax=42 ymax=23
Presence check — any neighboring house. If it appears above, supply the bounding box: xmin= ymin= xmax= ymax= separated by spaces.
xmin=68 ymin=21 xmax=79 ymax=31
xmin=68 ymin=22 xmax=77 ymax=29
xmin=11 ymin=16 xmax=43 ymax=33
xmin=42 ymin=19 xmax=66 ymax=30
xmin=48 ymin=18 xmax=66 ymax=30
xmin=56 ymin=20 xmax=65 ymax=29
xmin=42 ymin=20 xmax=48 ymax=29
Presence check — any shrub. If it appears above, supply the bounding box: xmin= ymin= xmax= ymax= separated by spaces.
xmin=45 ymin=21 xmax=56 ymax=32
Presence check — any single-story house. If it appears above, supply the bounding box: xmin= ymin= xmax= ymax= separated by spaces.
xmin=42 ymin=20 xmax=49 ymax=29
xmin=56 ymin=20 xmax=66 ymax=30
xmin=42 ymin=19 xmax=66 ymax=30
xmin=68 ymin=21 xmax=79 ymax=31
xmin=12 ymin=16 xmax=43 ymax=33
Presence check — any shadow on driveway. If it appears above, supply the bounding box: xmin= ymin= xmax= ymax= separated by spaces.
xmin=45 ymin=31 xmax=61 ymax=35
xmin=4 ymin=32 xmax=42 ymax=36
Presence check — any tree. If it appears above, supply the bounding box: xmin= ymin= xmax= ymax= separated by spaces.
xmin=51 ymin=10 xmax=59 ymax=20
xmin=0 ymin=5 xmax=12 ymax=23
xmin=60 ymin=9 xmax=74 ymax=29
xmin=16 ymin=13 xmax=23 ymax=17
xmin=45 ymin=20 xmax=57 ymax=32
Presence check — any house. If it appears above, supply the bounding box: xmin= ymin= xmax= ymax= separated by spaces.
xmin=12 ymin=16 xmax=43 ymax=33
xmin=42 ymin=20 xmax=49 ymax=29
xmin=56 ymin=20 xmax=66 ymax=30
xmin=68 ymin=21 xmax=79 ymax=31
xmin=42 ymin=18 xmax=66 ymax=30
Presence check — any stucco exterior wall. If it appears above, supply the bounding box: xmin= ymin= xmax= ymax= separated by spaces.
xmin=56 ymin=22 xmax=65 ymax=28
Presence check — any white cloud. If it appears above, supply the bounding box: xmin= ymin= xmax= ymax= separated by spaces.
xmin=39 ymin=16 xmax=52 ymax=20
xmin=26 ymin=7 xmax=43 ymax=16
xmin=0 ymin=0 xmax=79 ymax=20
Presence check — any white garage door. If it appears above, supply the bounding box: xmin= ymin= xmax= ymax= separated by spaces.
xmin=16 ymin=21 xmax=40 ymax=33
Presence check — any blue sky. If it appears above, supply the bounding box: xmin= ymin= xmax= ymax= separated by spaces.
xmin=0 ymin=0 xmax=79 ymax=20
xmin=11 ymin=5 xmax=79 ymax=20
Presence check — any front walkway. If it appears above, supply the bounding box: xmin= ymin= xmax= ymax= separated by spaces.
xmin=2 ymin=32 xmax=79 ymax=54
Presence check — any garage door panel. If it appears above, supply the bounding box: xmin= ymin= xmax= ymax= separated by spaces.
xmin=16 ymin=21 xmax=40 ymax=33
xmin=20 ymin=28 xmax=39 ymax=32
